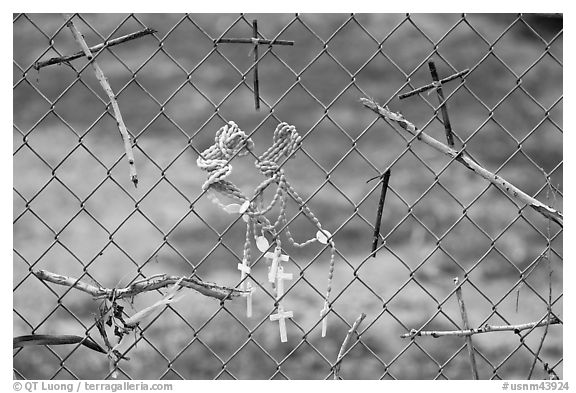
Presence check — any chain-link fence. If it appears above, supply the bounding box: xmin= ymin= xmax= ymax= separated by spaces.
xmin=13 ymin=13 xmax=563 ymax=380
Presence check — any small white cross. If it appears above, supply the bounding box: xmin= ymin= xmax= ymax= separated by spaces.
xmin=237 ymin=261 xmax=251 ymax=283
xmin=265 ymin=250 xmax=289 ymax=283
xmin=275 ymin=266 xmax=293 ymax=301
xmin=237 ymin=260 xmax=252 ymax=317
xmin=246 ymin=282 xmax=253 ymax=318
xmin=320 ymin=302 xmax=329 ymax=337
xmin=270 ymin=307 xmax=293 ymax=342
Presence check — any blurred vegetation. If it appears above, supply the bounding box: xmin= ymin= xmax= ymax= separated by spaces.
xmin=13 ymin=13 xmax=562 ymax=380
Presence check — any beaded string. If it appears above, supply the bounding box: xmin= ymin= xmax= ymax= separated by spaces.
xmin=250 ymin=123 xmax=335 ymax=335
xmin=197 ymin=120 xmax=254 ymax=200
xmin=197 ymin=121 xmax=336 ymax=336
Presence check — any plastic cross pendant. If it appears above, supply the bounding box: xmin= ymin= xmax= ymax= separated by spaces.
xmin=265 ymin=249 xmax=289 ymax=283
xmin=320 ymin=302 xmax=329 ymax=337
xmin=276 ymin=266 xmax=293 ymax=301
xmin=246 ymin=282 xmax=253 ymax=318
xmin=237 ymin=260 xmax=252 ymax=317
xmin=237 ymin=259 xmax=251 ymax=286
xmin=270 ymin=306 xmax=293 ymax=342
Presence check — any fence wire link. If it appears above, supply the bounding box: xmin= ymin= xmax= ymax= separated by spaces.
xmin=13 ymin=13 xmax=563 ymax=380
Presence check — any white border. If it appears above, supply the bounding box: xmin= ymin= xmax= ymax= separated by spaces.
xmin=5 ymin=4 xmax=571 ymax=390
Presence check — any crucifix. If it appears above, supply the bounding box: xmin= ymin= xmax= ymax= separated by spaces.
xmin=398 ymin=60 xmax=469 ymax=147
xmin=265 ymin=249 xmax=289 ymax=283
xmin=237 ymin=259 xmax=253 ymax=317
xmin=270 ymin=307 xmax=293 ymax=343
xmin=216 ymin=19 xmax=295 ymax=111
xmin=245 ymin=282 xmax=253 ymax=318
xmin=275 ymin=266 xmax=293 ymax=302
xmin=237 ymin=259 xmax=251 ymax=285
xmin=320 ymin=302 xmax=329 ymax=338
xmin=270 ymin=267 xmax=294 ymax=344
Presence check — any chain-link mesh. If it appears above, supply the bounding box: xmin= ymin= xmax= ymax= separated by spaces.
xmin=13 ymin=13 xmax=563 ymax=380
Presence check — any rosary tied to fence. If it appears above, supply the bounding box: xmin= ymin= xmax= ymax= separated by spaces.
xmin=197 ymin=121 xmax=336 ymax=342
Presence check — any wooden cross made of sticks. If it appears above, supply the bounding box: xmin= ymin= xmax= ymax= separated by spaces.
xmin=216 ymin=19 xmax=294 ymax=111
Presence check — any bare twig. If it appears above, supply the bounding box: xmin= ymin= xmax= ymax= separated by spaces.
xmin=215 ymin=38 xmax=294 ymax=45
xmin=252 ymin=20 xmax=260 ymax=110
xmin=544 ymin=363 xmax=560 ymax=380
xmin=33 ymin=28 xmax=156 ymax=70
xmin=369 ymin=169 xmax=391 ymax=258
xmin=454 ymin=277 xmax=479 ymax=379
xmin=63 ymin=14 xmax=138 ymax=187
xmin=527 ymin=181 xmax=557 ymax=379
xmin=14 ymin=334 xmax=106 ymax=354
xmin=215 ymin=20 xmax=294 ymax=111
xmin=398 ymin=68 xmax=469 ymax=99
xmin=33 ymin=269 xmax=249 ymax=301
xmin=95 ymin=312 xmax=114 ymax=352
xmin=401 ymin=316 xmax=561 ymax=339
xmin=333 ymin=313 xmax=366 ymax=380
xmin=361 ymin=98 xmax=563 ymax=227
xmin=428 ymin=59 xmax=455 ymax=147
xmin=526 ymin=272 xmax=554 ymax=380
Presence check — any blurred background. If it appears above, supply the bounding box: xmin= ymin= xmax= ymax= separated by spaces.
xmin=13 ymin=13 xmax=563 ymax=380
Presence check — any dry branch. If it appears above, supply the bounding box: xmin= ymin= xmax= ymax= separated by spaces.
xmin=33 ymin=269 xmax=249 ymax=301
xmin=528 ymin=185 xmax=556 ymax=379
xmin=14 ymin=334 xmax=106 ymax=354
xmin=398 ymin=68 xmax=470 ymax=99
xmin=252 ymin=20 xmax=260 ymax=110
xmin=528 ymin=273 xmax=553 ymax=380
xmin=361 ymin=98 xmax=563 ymax=227
xmin=454 ymin=278 xmax=479 ymax=379
xmin=401 ymin=316 xmax=561 ymax=339
xmin=63 ymin=14 xmax=138 ymax=187
xmin=333 ymin=313 xmax=366 ymax=380
xmin=215 ymin=38 xmax=294 ymax=45
xmin=370 ymin=169 xmax=391 ymax=258
xmin=33 ymin=28 xmax=156 ymax=70
xmin=428 ymin=60 xmax=456 ymax=147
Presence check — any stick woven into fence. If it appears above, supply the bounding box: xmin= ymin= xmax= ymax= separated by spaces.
xmin=333 ymin=313 xmax=366 ymax=380
xmin=454 ymin=278 xmax=479 ymax=379
xmin=361 ymin=98 xmax=563 ymax=227
xmin=63 ymin=14 xmax=138 ymax=187
xmin=398 ymin=68 xmax=469 ymax=99
xmin=33 ymin=28 xmax=156 ymax=70
xmin=13 ymin=334 xmax=106 ymax=353
xmin=401 ymin=316 xmax=561 ymax=338
xmin=33 ymin=270 xmax=249 ymax=301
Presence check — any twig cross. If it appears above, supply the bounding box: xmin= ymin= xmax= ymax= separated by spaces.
xmin=216 ymin=19 xmax=294 ymax=110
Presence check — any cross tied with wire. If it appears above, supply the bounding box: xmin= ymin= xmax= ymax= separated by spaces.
xmin=197 ymin=121 xmax=336 ymax=342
